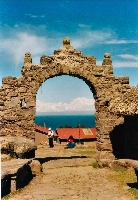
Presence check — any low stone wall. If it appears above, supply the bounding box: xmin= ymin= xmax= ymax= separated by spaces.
xmin=1 ymin=159 xmax=32 ymax=198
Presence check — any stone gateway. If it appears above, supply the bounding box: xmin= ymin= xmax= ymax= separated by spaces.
xmin=0 ymin=38 xmax=138 ymax=166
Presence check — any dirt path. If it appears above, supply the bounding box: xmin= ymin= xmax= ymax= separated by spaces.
xmin=3 ymin=143 xmax=136 ymax=200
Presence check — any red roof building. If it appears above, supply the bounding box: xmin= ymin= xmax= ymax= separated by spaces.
xmin=34 ymin=124 xmax=58 ymax=145
xmin=56 ymin=128 xmax=96 ymax=142
xmin=34 ymin=125 xmax=96 ymax=145
xmin=35 ymin=124 xmax=49 ymax=134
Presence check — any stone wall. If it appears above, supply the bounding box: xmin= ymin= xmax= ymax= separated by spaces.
xmin=0 ymin=76 xmax=36 ymax=139
xmin=1 ymin=159 xmax=33 ymax=198
xmin=0 ymin=37 xmax=138 ymax=165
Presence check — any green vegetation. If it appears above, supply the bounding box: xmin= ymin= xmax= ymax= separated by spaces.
xmin=2 ymin=194 xmax=10 ymax=200
xmin=109 ymin=168 xmax=138 ymax=199
xmin=128 ymin=183 xmax=138 ymax=198
xmin=59 ymin=124 xmax=93 ymax=128
xmin=89 ymin=162 xmax=100 ymax=168
xmin=72 ymin=143 xmax=97 ymax=165
xmin=131 ymin=189 xmax=138 ymax=199
xmin=74 ymin=125 xmax=86 ymax=128
xmin=75 ymin=145 xmax=96 ymax=157
xmin=59 ymin=124 xmax=72 ymax=128
xmin=76 ymin=145 xmax=95 ymax=150
xmin=17 ymin=153 xmax=25 ymax=159
xmin=77 ymin=144 xmax=138 ymax=199
xmin=78 ymin=150 xmax=96 ymax=156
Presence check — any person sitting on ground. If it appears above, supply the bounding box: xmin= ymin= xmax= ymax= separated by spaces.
xmin=65 ymin=135 xmax=76 ymax=149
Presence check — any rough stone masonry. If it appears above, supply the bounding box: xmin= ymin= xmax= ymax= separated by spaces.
xmin=0 ymin=37 xmax=138 ymax=166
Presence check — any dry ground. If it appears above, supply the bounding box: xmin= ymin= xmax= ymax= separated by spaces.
xmin=2 ymin=142 xmax=137 ymax=200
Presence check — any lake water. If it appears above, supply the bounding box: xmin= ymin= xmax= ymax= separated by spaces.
xmin=35 ymin=115 xmax=95 ymax=131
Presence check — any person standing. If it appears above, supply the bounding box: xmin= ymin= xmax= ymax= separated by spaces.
xmin=48 ymin=128 xmax=54 ymax=148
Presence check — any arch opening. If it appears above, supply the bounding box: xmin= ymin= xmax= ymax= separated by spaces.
xmin=35 ymin=74 xmax=96 ymax=130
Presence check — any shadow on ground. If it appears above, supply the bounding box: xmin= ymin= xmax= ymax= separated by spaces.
xmin=127 ymin=182 xmax=138 ymax=190
xmin=35 ymin=156 xmax=87 ymax=165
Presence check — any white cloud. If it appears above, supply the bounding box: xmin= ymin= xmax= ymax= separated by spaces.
xmin=26 ymin=14 xmax=45 ymax=18
xmin=31 ymin=15 xmax=37 ymax=18
xmin=71 ymin=30 xmax=113 ymax=49
xmin=96 ymin=59 xmax=138 ymax=68
xmin=26 ymin=14 xmax=37 ymax=18
xmin=114 ymin=54 xmax=138 ymax=68
xmin=36 ymin=97 xmax=95 ymax=113
xmin=104 ymin=39 xmax=138 ymax=44
xmin=71 ymin=30 xmax=138 ymax=49
xmin=78 ymin=24 xmax=91 ymax=29
xmin=0 ymin=24 xmax=138 ymax=69
xmin=0 ymin=24 xmax=63 ymax=66
xmin=117 ymin=54 xmax=138 ymax=61
xmin=113 ymin=61 xmax=138 ymax=68
xmin=0 ymin=32 xmax=47 ymax=66
xmin=14 ymin=24 xmax=19 ymax=28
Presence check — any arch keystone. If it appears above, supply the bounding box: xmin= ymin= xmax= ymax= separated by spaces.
xmin=61 ymin=37 xmax=74 ymax=50
xmin=63 ymin=37 xmax=70 ymax=45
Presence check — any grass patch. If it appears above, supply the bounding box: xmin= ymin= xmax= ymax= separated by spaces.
xmin=76 ymin=145 xmax=96 ymax=150
xmin=75 ymin=145 xmax=97 ymax=157
xmin=112 ymin=168 xmax=136 ymax=186
xmin=2 ymin=194 xmax=10 ymax=200
xmin=130 ymin=188 xmax=138 ymax=199
xmin=89 ymin=162 xmax=100 ymax=168
xmin=77 ymin=150 xmax=96 ymax=156
xmin=109 ymin=167 xmax=138 ymax=199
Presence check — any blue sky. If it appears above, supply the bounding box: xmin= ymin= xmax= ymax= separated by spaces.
xmin=0 ymin=0 xmax=138 ymax=114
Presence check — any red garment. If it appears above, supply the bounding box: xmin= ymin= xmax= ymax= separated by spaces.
xmin=68 ymin=138 xmax=73 ymax=143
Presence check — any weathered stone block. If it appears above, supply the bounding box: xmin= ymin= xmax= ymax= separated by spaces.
xmin=29 ymin=160 xmax=41 ymax=174
xmin=97 ymin=142 xmax=112 ymax=151
xmin=1 ymin=159 xmax=33 ymax=197
xmin=115 ymin=76 xmax=129 ymax=84
xmin=1 ymin=136 xmax=37 ymax=158
xmin=0 ymin=101 xmax=4 ymax=106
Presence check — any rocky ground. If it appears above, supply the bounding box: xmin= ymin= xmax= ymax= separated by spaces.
xmin=2 ymin=142 xmax=137 ymax=200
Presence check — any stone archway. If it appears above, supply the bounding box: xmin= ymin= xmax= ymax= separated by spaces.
xmin=0 ymin=37 xmax=138 ymax=165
